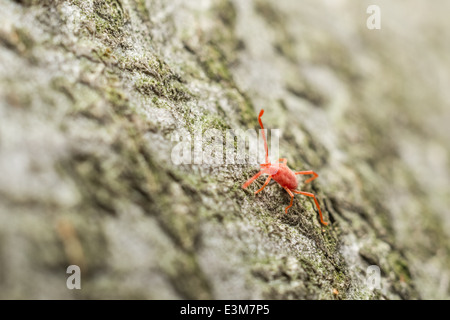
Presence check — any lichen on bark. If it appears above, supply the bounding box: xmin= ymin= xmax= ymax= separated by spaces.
xmin=0 ymin=0 xmax=449 ymax=299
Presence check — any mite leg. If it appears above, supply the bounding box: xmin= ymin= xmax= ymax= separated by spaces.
xmin=277 ymin=158 xmax=287 ymax=165
xmin=258 ymin=109 xmax=269 ymax=164
xmin=283 ymin=187 xmax=295 ymax=213
xmin=242 ymin=171 xmax=262 ymax=189
xmin=292 ymin=190 xmax=328 ymax=226
xmin=294 ymin=170 xmax=318 ymax=184
xmin=255 ymin=176 xmax=272 ymax=194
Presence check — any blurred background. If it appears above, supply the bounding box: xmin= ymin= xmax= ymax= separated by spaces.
xmin=0 ymin=0 xmax=449 ymax=299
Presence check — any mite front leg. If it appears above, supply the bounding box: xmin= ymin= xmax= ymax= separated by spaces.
xmin=242 ymin=171 xmax=262 ymax=189
xmin=292 ymin=190 xmax=328 ymax=226
xmin=255 ymin=176 xmax=272 ymax=194
xmin=277 ymin=158 xmax=287 ymax=165
xmin=283 ymin=187 xmax=294 ymax=213
xmin=294 ymin=170 xmax=318 ymax=184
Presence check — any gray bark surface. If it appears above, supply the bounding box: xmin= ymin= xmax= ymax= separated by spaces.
xmin=0 ymin=0 xmax=449 ymax=299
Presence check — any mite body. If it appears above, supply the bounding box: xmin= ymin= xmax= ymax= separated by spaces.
xmin=242 ymin=109 xmax=328 ymax=226
xmin=270 ymin=164 xmax=297 ymax=190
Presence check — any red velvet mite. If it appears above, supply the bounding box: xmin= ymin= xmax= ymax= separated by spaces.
xmin=242 ymin=109 xmax=328 ymax=226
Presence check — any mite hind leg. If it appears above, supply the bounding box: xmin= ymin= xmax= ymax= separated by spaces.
xmin=292 ymin=190 xmax=328 ymax=226
xmin=283 ymin=187 xmax=295 ymax=213
xmin=294 ymin=170 xmax=318 ymax=184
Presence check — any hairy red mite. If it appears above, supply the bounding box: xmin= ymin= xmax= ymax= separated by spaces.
xmin=242 ymin=109 xmax=328 ymax=226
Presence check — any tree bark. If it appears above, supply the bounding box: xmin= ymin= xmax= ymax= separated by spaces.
xmin=0 ymin=0 xmax=449 ymax=299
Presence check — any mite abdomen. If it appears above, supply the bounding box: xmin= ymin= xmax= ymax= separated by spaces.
xmin=272 ymin=166 xmax=298 ymax=190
